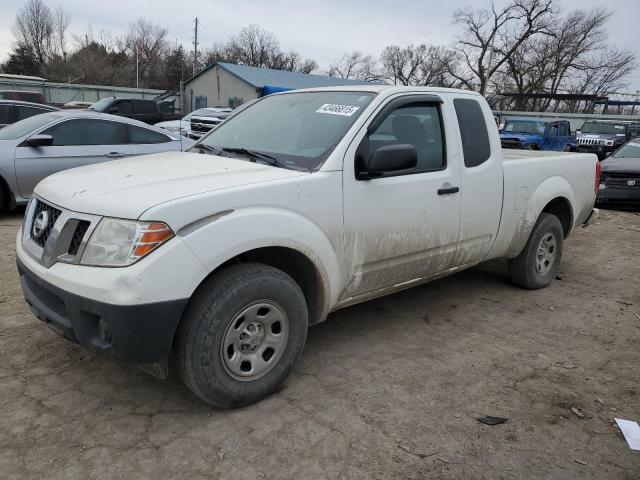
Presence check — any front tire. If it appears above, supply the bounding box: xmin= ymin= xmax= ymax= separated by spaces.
xmin=176 ymin=263 xmax=308 ymax=408
xmin=508 ymin=213 xmax=564 ymax=289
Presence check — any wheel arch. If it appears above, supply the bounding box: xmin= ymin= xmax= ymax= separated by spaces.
xmin=506 ymin=176 xmax=576 ymax=258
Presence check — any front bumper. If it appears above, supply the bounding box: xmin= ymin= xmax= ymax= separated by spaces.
xmin=576 ymin=145 xmax=616 ymax=158
xmin=596 ymin=186 xmax=640 ymax=208
xmin=18 ymin=257 xmax=188 ymax=363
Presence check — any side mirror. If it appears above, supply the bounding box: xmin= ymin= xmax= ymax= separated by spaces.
xmin=108 ymin=106 xmax=118 ymax=113
xmin=24 ymin=134 xmax=53 ymax=147
xmin=364 ymin=144 xmax=417 ymax=178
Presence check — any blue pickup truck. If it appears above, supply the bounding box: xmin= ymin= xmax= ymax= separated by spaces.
xmin=500 ymin=118 xmax=575 ymax=152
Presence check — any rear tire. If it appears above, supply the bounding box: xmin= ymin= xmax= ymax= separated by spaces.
xmin=563 ymin=144 xmax=572 ymax=152
xmin=0 ymin=185 xmax=5 ymax=212
xmin=176 ymin=263 xmax=308 ymax=408
xmin=508 ymin=213 xmax=563 ymax=290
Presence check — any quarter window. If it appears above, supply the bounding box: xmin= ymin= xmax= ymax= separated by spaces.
xmin=129 ymin=125 xmax=171 ymax=144
xmin=41 ymin=119 xmax=128 ymax=146
xmin=16 ymin=105 xmax=48 ymax=121
xmin=454 ymin=98 xmax=491 ymax=168
xmin=365 ymin=102 xmax=445 ymax=174
xmin=0 ymin=105 xmax=10 ymax=124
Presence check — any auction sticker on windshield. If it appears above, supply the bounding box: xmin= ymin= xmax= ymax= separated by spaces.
xmin=316 ymin=104 xmax=360 ymax=116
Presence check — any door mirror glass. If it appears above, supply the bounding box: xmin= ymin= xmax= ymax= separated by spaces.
xmin=25 ymin=134 xmax=53 ymax=147
xmin=366 ymin=144 xmax=417 ymax=176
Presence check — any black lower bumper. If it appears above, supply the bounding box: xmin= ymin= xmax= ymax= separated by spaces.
xmin=17 ymin=259 xmax=189 ymax=364
xmin=596 ymin=187 xmax=640 ymax=208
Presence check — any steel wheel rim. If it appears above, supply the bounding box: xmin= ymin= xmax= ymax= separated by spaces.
xmin=536 ymin=233 xmax=557 ymax=276
xmin=220 ymin=301 xmax=289 ymax=382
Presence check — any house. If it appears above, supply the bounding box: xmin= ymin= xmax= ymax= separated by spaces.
xmin=181 ymin=62 xmax=374 ymax=113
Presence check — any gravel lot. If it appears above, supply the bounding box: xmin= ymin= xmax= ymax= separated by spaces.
xmin=1 ymin=208 xmax=639 ymax=479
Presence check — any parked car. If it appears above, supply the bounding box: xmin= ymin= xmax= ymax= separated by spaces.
xmin=0 ymin=100 xmax=59 ymax=129
xmin=0 ymin=111 xmax=193 ymax=210
xmin=155 ymin=107 xmax=230 ymax=137
xmin=188 ymin=107 xmax=233 ymax=139
xmin=500 ymin=118 xmax=575 ymax=151
xmin=89 ymin=97 xmax=181 ymax=124
xmin=596 ymin=140 xmax=640 ymax=209
xmin=61 ymin=101 xmax=94 ymax=109
xmin=576 ymin=120 xmax=640 ymax=159
xmin=16 ymin=86 xmax=599 ymax=408
xmin=0 ymin=90 xmax=46 ymax=104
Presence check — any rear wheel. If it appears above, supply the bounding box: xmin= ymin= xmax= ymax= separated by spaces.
xmin=0 ymin=185 xmax=5 ymax=212
xmin=563 ymin=144 xmax=572 ymax=152
xmin=176 ymin=263 xmax=308 ymax=408
xmin=508 ymin=213 xmax=563 ymax=289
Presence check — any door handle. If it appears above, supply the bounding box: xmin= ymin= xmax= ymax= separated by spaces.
xmin=437 ymin=186 xmax=460 ymax=195
xmin=104 ymin=152 xmax=127 ymax=158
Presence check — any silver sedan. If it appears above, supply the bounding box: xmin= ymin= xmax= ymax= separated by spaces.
xmin=0 ymin=110 xmax=194 ymax=210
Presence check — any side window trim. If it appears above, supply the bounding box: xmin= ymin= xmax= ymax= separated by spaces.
xmin=356 ymin=95 xmax=447 ymax=181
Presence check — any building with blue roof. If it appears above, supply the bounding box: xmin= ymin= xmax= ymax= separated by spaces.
xmin=181 ymin=62 xmax=374 ymax=113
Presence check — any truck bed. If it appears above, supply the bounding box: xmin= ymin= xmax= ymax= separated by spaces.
xmin=488 ymin=148 xmax=598 ymax=260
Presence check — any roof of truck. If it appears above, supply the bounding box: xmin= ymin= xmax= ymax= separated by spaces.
xmin=284 ymin=85 xmax=484 ymax=96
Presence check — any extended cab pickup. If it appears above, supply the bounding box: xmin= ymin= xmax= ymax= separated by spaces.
xmin=16 ymin=86 xmax=599 ymax=408
xmin=89 ymin=97 xmax=181 ymax=125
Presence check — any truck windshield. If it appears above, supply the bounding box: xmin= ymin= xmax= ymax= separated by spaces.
xmin=581 ymin=122 xmax=626 ymax=135
xmin=503 ymin=121 xmax=545 ymax=135
xmin=193 ymin=91 xmax=375 ymax=170
xmin=612 ymin=142 xmax=640 ymax=159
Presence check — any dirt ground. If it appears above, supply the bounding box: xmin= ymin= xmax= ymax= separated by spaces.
xmin=1 ymin=208 xmax=639 ymax=480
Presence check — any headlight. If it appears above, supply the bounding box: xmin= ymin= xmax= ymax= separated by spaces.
xmin=605 ymin=140 xmax=614 ymax=146
xmin=166 ymin=126 xmax=181 ymax=132
xmin=81 ymin=218 xmax=174 ymax=267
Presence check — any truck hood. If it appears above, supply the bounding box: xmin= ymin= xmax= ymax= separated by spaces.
xmin=578 ymin=133 xmax=624 ymax=141
xmin=601 ymin=156 xmax=640 ymax=173
xmin=34 ymin=151 xmax=307 ymax=219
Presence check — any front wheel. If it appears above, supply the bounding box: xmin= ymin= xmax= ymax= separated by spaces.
xmin=176 ymin=263 xmax=309 ymax=408
xmin=508 ymin=213 xmax=564 ymax=289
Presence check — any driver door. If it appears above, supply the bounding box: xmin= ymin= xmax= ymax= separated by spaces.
xmin=15 ymin=118 xmax=131 ymax=198
xmin=343 ymin=95 xmax=461 ymax=297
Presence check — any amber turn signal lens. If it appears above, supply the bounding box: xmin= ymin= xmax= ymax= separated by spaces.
xmin=132 ymin=223 xmax=174 ymax=258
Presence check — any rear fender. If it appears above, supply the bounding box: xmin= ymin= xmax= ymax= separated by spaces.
xmin=506 ymin=176 xmax=576 ymax=258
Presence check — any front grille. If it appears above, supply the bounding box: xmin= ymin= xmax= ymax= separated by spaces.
xmin=68 ymin=221 xmax=90 ymax=255
xmin=30 ymin=200 xmax=61 ymax=248
xmin=602 ymin=172 xmax=640 ymax=188
xmin=501 ymin=139 xmax=522 ymax=149
xmin=577 ymin=138 xmax=605 ymax=146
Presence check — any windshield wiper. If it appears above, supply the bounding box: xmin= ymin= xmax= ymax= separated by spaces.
xmin=221 ymin=147 xmax=293 ymax=170
xmin=193 ymin=144 xmax=222 ymax=155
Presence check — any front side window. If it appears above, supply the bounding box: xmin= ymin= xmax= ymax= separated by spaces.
xmin=134 ymin=101 xmax=156 ymax=114
xmin=129 ymin=125 xmax=171 ymax=144
xmin=454 ymin=98 xmax=491 ymax=168
xmin=366 ymin=102 xmax=445 ymax=173
xmin=114 ymin=101 xmax=132 ymax=114
xmin=195 ymin=91 xmax=375 ymax=171
xmin=41 ymin=119 xmax=127 ymax=146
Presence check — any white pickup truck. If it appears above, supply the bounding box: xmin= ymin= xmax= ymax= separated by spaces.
xmin=16 ymin=86 xmax=599 ymax=408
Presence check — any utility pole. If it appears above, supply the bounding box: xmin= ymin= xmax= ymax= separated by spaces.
xmin=193 ymin=17 xmax=199 ymax=76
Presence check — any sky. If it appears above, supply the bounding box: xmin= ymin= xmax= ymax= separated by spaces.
xmin=1 ymin=0 xmax=638 ymax=92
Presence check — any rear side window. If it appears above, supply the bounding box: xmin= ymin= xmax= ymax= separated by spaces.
xmin=21 ymin=93 xmax=43 ymax=103
xmin=16 ymin=105 xmax=48 ymax=121
xmin=42 ymin=119 xmax=127 ymax=146
xmin=129 ymin=125 xmax=171 ymax=144
xmin=0 ymin=105 xmax=10 ymax=124
xmin=454 ymin=98 xmax=491 ymax=168
xmin=134 ymin=101 xmax=156 ymax=114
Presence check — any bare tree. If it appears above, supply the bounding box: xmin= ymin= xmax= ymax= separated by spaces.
xmin=13 ymin=0 xmax=54 ymax=64
xmin=453 ymin=0 xmax=554 ymax=95
xmin=53 ymin=6 xmax=71 ymax=58
xmin=378 ymin=44 xmax=463 ymax=87
xmin=327 ymin=51 xmax=378 ymax=81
